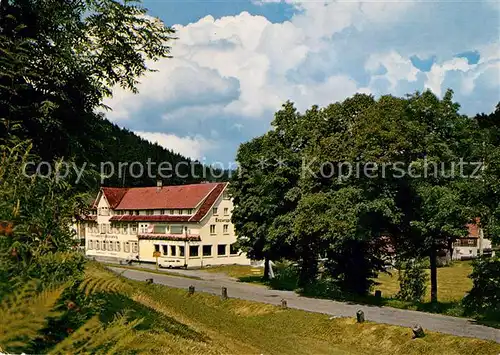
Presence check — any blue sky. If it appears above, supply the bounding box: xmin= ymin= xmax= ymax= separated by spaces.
xmin=105 ymin=0 xmax=500 ymax=164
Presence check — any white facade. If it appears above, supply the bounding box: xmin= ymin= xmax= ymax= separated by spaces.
xmin=452 ymin=237 xmax=494 ymax=260
xmin=82 ymin=183 xmax=250 ymax=268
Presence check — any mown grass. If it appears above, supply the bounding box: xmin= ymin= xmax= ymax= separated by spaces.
xmin=202 ymin=264 xmax=264 ymax=279
xmin=374 ymin=261 xmax=473 ymax=302
xmin=84 ymin=263 xmax=500 ymax=354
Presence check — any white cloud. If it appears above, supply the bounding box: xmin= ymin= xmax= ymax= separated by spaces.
xmin=424 ymin=57 xmax=470 ymax=97
xmin=102 ymin=1 xmax=499 ymax=162
xmin=366 ymin=51 xmax=419 ymax=91
xmin=134 ymin=131 xmax=216 ymax=161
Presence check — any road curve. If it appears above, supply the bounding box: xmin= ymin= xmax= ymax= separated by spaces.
xmin=109 ymin=266 xmax=500 ymax=343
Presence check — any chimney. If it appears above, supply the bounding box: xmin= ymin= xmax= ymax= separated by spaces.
xmin=156 ymin=179 xmax=162 ymax=192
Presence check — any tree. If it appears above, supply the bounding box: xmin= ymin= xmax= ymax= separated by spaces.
xmin=0 ymin=0 xmax=184 ymax=183
xmin=230 ymin=103 xmax=302 ymax=279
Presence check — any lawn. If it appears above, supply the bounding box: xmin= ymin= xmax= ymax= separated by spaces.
xmin=202 ymin=264 xmax=264 ymax=279
xmin=374 ymin=261 xmax=473 ymax=302
xmin=77 ymin=263 xmax=500 ymax=354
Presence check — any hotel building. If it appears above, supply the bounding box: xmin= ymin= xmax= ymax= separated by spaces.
xmin=81 ymin=182 xmax=250 ymax=268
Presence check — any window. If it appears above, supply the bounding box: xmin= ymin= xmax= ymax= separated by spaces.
xmin=124 ymin=242 xmax=130 ymax=253
xmin=188 ymin=209 xmax=193 ymax=214
xmin=99 ymin=207 xmax=109 ymax=216
xmin=131 ymin=226 xmax=137 ymax=234
xmin=154 ymin=244 xmax=160 ymax=252
xmin=102 ymin=241 xmax=107 ymax=251
xmin=116 ymin=241 xmax=121 ymax=252
xmin=230 ymin=244 xmax=239 ymax=255
xmin=179 ymin=246 xmax=185 ymax=257
xmin=177 ymin=209 xmax=182 ymax=215
xmin=189 ymin=245 xmax=199 ymax=257
xmin=88 ymin=240 xmax=93 ymax=250
xmin=140 ymin=224 xmax=148 ymax=233
xmin=170 ymin=226 xmax=184 ymax=234
xmin=218 ymin=245 xmax=227 ymax=256
xmin=223 ymin=191 xmax=231 ymax=200
xmin=224 ymin=207 xmax=229 ymax=215
xmin=106 ymin=224 xmax=111 ymax=233
xmin=162 ymin=245 xmax=168 ymax=255
xmin=210 ymin=225 xmax=216 ymax=235
xmin=212 ymin=207 xmax=218 ymax=215
xmin=132 ymin=242 xmax=138 ymax=253
xmin=223 ymin=224 xmax=229 ymax=234
xmin=112 ymin=225 xmax=119 ymax=234
xmin=108 ymin=241 xmax=114 ymax=251
xmin=153 ymin=224 xmax=167 ymax=234
xmin=129 ymin=210 xmax=133 ymax=215
xmin=135 ymin=210 xmax=139 ymax=215
xmin=96 ymin=241 xmax=100 ymax=250
xmin=161 ymin=210 xmax=165 ymax=215
xmin=100 ymin=224 xmax=106 ymax=234
xmin=120 ymin=225 xmax=126 ymax=234
xmin=170 ymin=245 xmax=176 ymax=256
xmin=203 ymin=245 xmax=212 ymax=257
xmin=146 ymin=210 xmax=153 ymax=216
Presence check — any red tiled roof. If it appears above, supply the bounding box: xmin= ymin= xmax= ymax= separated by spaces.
xmin=138 ymin=234 xmax=201 ymax=241
xmin=109 ymin=215 xmax=191 ymax=222
xmin=100 ymin=187 xmax=129 ymax=209
xmin=189 ymin=182 xmax=226 ymax=222
xmin=114 ymin=183 xmax=222 ymax=210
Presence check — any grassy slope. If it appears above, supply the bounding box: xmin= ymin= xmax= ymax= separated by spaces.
xmin=88 ymin=264 xmax=499 ymax=355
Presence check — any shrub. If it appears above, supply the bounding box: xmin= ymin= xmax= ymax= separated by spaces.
xmin=269 ymin=261 xmax=299 ymax=291
xmin=395 ymin=258 xmax=428 ymax=302
xmin=463 ymin=256 xmax=500 ymax=315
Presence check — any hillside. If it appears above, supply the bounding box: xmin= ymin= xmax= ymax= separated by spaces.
xmin=2 ymin=263 xmax=497 ymax=354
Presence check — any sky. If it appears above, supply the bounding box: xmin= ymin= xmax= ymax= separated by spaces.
xmin=104 ymin=0 xmax=500 ymax=164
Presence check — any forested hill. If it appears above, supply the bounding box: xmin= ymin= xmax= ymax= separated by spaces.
xmin=14 ymin=110 xmax=226 ymax=189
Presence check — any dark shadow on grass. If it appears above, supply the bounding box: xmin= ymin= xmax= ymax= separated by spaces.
xmin=100 ymin=293 xmax=207 ymax=341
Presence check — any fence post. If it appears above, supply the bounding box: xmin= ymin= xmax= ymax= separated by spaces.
xmin=356 ymin=310 xmax=365 ymax=323
xmin=221 ymin=287 xmax=228 ymax=300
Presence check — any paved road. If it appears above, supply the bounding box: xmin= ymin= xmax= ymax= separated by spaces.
xmin=109 ymin=266 xmax=500 ymax=343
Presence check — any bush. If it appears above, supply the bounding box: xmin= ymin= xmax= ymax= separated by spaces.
xmin=395 ymin=258 xmax=428 ymax=302
xmin=463 ymin=256 xmax=500 ymax=315
xmin=269 ymin=261 xmax=299 ymax=291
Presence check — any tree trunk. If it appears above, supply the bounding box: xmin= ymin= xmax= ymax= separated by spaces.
xmin=263 ymin=255 xmax=270 ymax=281
xmin=430 ymin=247 xmax=438 ymax=303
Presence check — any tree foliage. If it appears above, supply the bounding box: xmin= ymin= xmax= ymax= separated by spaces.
xmin=0 ymin=142 xmax=89 ymax=294
xmin=463 ymin=256 xmax=500 ymax=316
xmin=232 ymin=90 xmax=499 ymax=298
xmin=395 ymin=258 xmax=428 ymax=302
